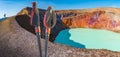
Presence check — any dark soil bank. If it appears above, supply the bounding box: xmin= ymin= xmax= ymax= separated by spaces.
xmin=1 ymin=7 xmax=120 ymax=57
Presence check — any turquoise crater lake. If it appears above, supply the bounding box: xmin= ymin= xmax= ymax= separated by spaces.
xmin=54 ymin=28 xmax=120 ymax=52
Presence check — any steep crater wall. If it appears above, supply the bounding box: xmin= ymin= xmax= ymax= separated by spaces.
xmin=16 ymin=7 xmax=120 ymax=42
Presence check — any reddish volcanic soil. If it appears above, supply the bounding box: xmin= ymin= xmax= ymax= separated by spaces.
xmin=0 ymin=7 xmax=120 ymax=57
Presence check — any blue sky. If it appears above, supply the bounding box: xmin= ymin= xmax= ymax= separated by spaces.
xmin=0 ymin=0 xmax=120 ymax=18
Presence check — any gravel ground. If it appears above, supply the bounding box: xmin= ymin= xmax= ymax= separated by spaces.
xmin=0 ymin=16 xmax=120 ymax=57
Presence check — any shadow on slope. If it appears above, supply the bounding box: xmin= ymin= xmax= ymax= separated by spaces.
xmin=15 ymin=15 xmax=35 ymax=34
xmin=15 ymin=14 xmax=69 ymax=42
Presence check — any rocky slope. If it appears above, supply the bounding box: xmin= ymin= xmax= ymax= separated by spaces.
xmin=1 ymin=7 xmax=120 ymax=57
xmin=16 ymin=7 xmax=68 ymax=42
xmin=56 ymin=7 xmax=120 ymax=32
xmin=0 ymin=16 xmax=120 ymax=57
xmin=16 ymin=7 xmax=120 ymax=42
xmin=62 ymin=10 xmax=120 ymax=32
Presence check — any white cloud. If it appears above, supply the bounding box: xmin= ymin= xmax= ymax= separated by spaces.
xmin=110 ymin=5 xmax=118 ymax=7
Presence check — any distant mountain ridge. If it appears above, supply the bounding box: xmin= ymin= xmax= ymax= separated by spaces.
xmin=0 ymin=17 xmax=8 ymax=21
